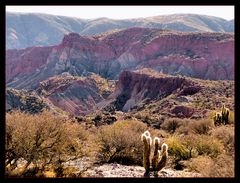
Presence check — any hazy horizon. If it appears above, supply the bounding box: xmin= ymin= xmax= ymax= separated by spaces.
xmin=6 ymin=6 xmax=234 ymax=21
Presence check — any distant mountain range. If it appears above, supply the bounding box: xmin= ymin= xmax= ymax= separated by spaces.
xmin=6 ymin=12 xmax=234 ymax=49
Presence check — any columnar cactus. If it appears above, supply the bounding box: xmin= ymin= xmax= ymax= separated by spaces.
xmin=152 ymin=137 xmax=160 ymax=176
xmin=156 ymin=143 xmax=168 ymax=174
xmin=213 ymin=112 xmax=222 ymax=126
xmin=221 ymin=104 xmax=230 ymax=125
xmin=141 ymin=131 xmax=168 ymax=177
xmin=213 ymin=104 xmax=230 ymax=126
xmin=141 ymin=130 xmax=152 ymax=177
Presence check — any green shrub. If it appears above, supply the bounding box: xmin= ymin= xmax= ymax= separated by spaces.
xmin=96 ymin=120 xmax=148 ymax=165
xmin=166 ymin=136 xmax=189 ymax=161
xmin=181 ymin=134 xmax=198 ymax=159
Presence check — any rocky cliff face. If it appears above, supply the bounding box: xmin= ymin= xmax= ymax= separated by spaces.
xmin=108 ymin=69 xmax=196 ymax=112
xmin=6 ymin=27 xmax=234 ymax=91
xmin=6 ymin=46 xmax=53 ymax=88
xmin=104 ymin=69 xmax=234 ymax=119
xmin=36 ymin=73 xmax=115 ymax=115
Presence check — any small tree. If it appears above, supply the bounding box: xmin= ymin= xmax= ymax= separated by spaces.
xmin=6 ymin=111 xmax=87 ymax=177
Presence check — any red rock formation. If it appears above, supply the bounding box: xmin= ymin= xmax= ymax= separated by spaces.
xmin=6 ymin=27 xmax=234 ymax=90
xmin=6 ymin=46 xmax=53 ymax=83
xmin=171 ymin=105 xmax=195 ymax=118
xmin=109 ymin=69 xmax=196 ymax=112
xmin=37 ymin=74 xmax=115 ymax=115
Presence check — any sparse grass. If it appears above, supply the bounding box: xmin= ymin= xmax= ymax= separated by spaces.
xmin=211 ymin=125 xmax=234 ymax=154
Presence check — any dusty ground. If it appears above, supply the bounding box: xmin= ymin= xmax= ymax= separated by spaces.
xmin=64 ymin=158 xmax=202 ymax=178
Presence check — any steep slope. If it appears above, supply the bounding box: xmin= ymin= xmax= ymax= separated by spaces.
xmin=6 ymin=27 xmax=234 ymax=90
xmin=6 ymin=12 xmax=234 ymax=49
xmin=105 ymin=69 xmax=196 ymax=112
xmin=103 ymin=69 xmax=234 ymax=120
xmin=36 ymin=73 xmax=115 ymax=115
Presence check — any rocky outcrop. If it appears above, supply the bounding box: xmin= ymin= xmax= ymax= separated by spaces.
xmin=6 ymin=27 xmax=234 ymax=91
xmin=107 ymin=69 xmax=196 ymax=112
xmin=6 ymin=46 xmax=53 ymax=88
xmin=171 ymin=105 xmax=195 ymax=118
xmin=6 ymin=88 xmax=49 ymax=114
xmin=36 ymin=73 xmax=115 ymax=115
xmin=104 ymin=69 xmax=234 ymax=119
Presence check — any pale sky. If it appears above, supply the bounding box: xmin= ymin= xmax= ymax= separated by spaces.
xmin=6 ymin=6 xmax=234 ymax=20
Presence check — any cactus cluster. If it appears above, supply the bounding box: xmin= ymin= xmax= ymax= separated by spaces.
xmin=213 ymin=104 xmax=230 ymax=126
xmin=141 ymin=130 xmax=168 ymax=177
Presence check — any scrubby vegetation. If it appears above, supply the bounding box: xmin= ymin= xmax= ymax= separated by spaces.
xmin=6 ymin=111 xmax=89 ymax=177
xmin=6 ymin=102 xmax=234 ymax=177
xmin=96 ymin=120 xmax=147 ymax=165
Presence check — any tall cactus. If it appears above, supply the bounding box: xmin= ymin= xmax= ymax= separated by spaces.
xmin=221 ymin=104 xmax=230 ymax=125
xmin=141 ymin=130 xmax=151 ymax=177
xmin=141 ymin=131 xmax=168 ymax=177
xmin=152 ymin=137 xmax=160 ymax=176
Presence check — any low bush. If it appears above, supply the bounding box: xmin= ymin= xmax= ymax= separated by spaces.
xmin=96 ymin=120 xmax=148 ymax=165
xmin=189 ymin=119 xmax=214 ymax=135
xmin=209 ymin=154 xmax=234 ymax=177
xmin=166 ymin=136 xmax=189 ymax=161
xmin=195 ymin=135 xmax=224 ymax=158
xmin=187 ymin=155 xmax=214 ymax=176
xmin=134 ymin=112 xmax=164 ymax=128
xmin=211 ymin=126 xmax=234 ymax=154
xmin=187 ymin=154 xmax=234 ymax=177
xmin=160 ymin=118 xmax=183 ymax=133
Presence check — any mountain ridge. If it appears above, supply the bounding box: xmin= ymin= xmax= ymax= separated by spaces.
xmin=6 ymin=27 xmax=234 ymax=90
xmin=6 ymin=12 xmax=234 ymax=49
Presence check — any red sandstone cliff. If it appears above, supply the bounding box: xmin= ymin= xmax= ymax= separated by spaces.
xmin=104 ymin=68 xmax=233 ymax=119
xmin=6 ymin=27 xmax=234 ymax=90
